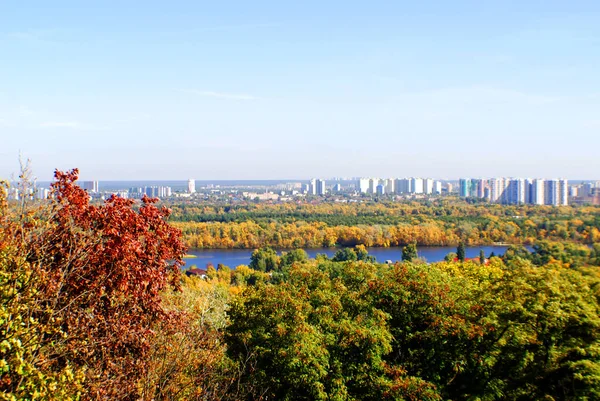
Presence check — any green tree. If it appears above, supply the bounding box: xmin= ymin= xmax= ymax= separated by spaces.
xmin=226 ymin=261 xmax=398 ymax=400
xmin=332 ymin=247 xmax=358 ymax=262
xmin=457 ymin=241 xmax=466 ymax=261
xmin=402 ymin=243 xmax=418 ymax=262
xmin=249 ymin=247 xmax=279 ymax=272
xmin=444 ymin=252 xmax=457 ymax=262
xmin=355 ymin=244 xmax=376 ymax=262
xmin=279 ymin=249 xmax=309 ymax=267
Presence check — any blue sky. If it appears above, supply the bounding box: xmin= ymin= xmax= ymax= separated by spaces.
xmin=1 ymin=1 xmax=599 ymax=180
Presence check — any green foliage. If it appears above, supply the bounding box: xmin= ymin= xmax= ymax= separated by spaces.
xmin=279 ymin=249 xmax=309 ymax=267
xmin=402 ymin=243 xmax=418 ymax=262
xmin=0 ymin=183 xmax=84 ymax=400
xmin=225 ymin=253 xmax=600 ymax=400
xmin=457 ymin=241 xmax=466 ymax=261
xmin=227 ymin=261 xmax=398 ymax=400
xmin=332 ymin=247 xmax=358 ymax=262
xmin=444 ymin=252 xmax=457 ymax=262
xmin=249 ymin=247 xmax=279 ymax=272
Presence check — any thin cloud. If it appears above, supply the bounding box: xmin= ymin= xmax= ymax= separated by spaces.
xmin=179 ymin=89 xmax=259 ymax=101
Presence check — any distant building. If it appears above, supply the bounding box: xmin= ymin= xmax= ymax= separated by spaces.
xmin=434 ymin=181 xmax=442 ymax=194
xmin=459 ymin=179 xmax=471 ymax=197
xmin=358 ymin=178 xmax=370 ymax=193
xmin=559 ymin=179 xmax=568 ymax=206
xmin=507 ymin=179 xmax=526 ymax=204
xmin=188 ymin=179 xmax=196 ymax=194
xmin=395 ymin=178 xmax=412 ymax=194
xmin=316 ymin=179 xmax=327 ymax=196
xmin=423 ymin=178 xmax=434 ymax=195
xmin=82 ymin=181 xmax=99 ymax=193
xmin=411 ymin=178 xmax=424 ymax=194
xmin=144 ymin=186 xmax=172 ymax=198
xmin=36 ymin=187 xmax=50 ymax=200
xmin=369 ymin=178 xmax=379 ymax=194
xmin=309 ymin=179 xmax=317 ymax=195
xmin=376 ymin=184 xmax=385 ymax=195
xmin=384 ymin=178 xmax=395 ymax=194
xmin=333 ymin=183 xmax=342 ymax=192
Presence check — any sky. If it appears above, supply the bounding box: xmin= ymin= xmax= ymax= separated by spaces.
xmin=1 ymin=1 xmax=599 ymax=180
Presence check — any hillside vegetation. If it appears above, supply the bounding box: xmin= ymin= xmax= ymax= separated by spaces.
xmin=1 ymin=172 xmax=600 ymax=400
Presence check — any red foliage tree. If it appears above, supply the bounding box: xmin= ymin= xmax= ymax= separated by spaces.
xmin=32 ymin=169 xmax=186 ymax=399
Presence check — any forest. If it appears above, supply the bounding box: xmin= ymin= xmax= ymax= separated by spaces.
xmin=169 ymin=201 xmax=600 ymax=249
xmin=2 ymin=171 xmax=600 ymax=400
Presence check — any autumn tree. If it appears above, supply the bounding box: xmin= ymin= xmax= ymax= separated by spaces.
xmin=0 ymin=180 xmax=85 ymax=400
xmin=27 ymin=169 xmax=186 ymax=400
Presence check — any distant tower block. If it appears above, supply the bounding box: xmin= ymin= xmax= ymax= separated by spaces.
xmin=82 ymin=181 xmax=99 ymax=193
xmin=188 ymin=179 xmax=196 ymax=193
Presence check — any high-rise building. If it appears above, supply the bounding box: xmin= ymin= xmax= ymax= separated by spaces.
xmin=434 ymin=181 xmax=442 ymax=194
xmin=459 ymin=178 xmax=471 ymax=197
xmin=316 ymin=179 xmax=327 ymax=196
xmin=528 ymin=179 xmax=542 ymax=205
xmin=309 ymin=179 xmax=317 ymax=195
xmin=376 ymin=183 xmax=385 ymax=195
xmin=358 ymin=178 xmax=370 ymax=193
xmin=188 ymin=179 xmax=196 ymax=194
xmin=559 ymin=179 xmax=568 ymax=206
xmin=507 ymin=179 xmax=526 ymax=204
xmin=473 ymin=179 xmax=488 ymax=199
xmin=545 ymin=179 xmax=559 ymax=206
xmin=82 ymin=181 xmax=99 ymax=193
xmin=411 ymin=178 xmax=424 ymax=194
xmin=423 ymin=178 xmax=434 ymax=195
xmin=489 ymin=178 xmax=508 ymax=203
xmin=395 ymin=178 xmax=412 ymax=194
xmin=144 ymin=186 xmax=172 ymax=199
xmin=384 ymin=178 xmax=395 ymax=194
xmin=369 ymin=178 xmax=380 ymax=194
xmin=581 ymin=182 xmax=594 ymax=197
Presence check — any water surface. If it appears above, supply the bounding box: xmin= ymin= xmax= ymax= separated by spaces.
xmin=184 ymin=246 xmax=517 ymax=269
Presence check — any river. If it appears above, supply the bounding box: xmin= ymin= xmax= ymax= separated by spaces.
xmin=184 ymin=245 xmax=519 ymax=269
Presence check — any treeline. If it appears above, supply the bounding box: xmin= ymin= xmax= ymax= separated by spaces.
xmin=168 ymin=201 xmax=600 ymax=249
xmin=173 ymin=215 xmax=600 ymax=249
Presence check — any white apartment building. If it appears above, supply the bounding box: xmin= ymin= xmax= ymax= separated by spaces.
xmin=423 ymin=178 xmax=434 ymax=195
xmin=411 ymin=178 xmax=424 ymax=194
xmin=188 ymin=179 xmax=196 ymax=194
